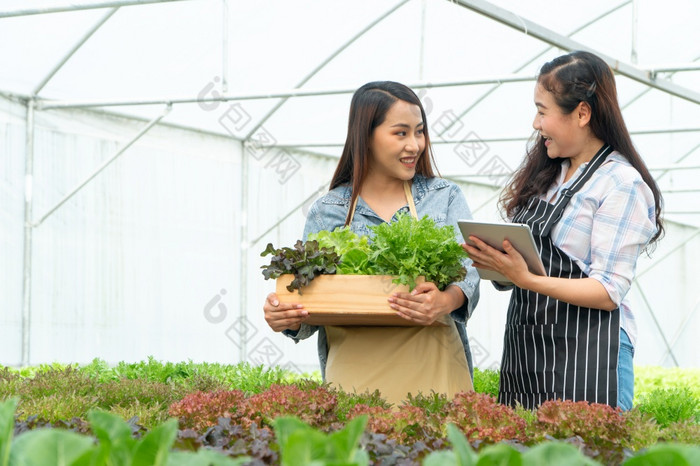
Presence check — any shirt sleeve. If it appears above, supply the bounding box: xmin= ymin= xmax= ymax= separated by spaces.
xmin=303 ymin=199 xmax=328 ymax=241
xmin=445 ymin=184 xmax=481 ymax=322
xmin=588 ymin=178 xmax=656 ymax=306
xmin=492 ymin=281 xmax=514 ymax=292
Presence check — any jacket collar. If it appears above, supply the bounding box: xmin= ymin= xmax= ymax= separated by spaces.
xmin=322 ymin=174 xmax=449 ymax=208
xmin=320 ymin=184 xmax=375 ymax=218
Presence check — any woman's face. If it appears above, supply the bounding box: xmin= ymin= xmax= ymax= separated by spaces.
xmin=532 ymin=84 xmax=584 ymax=160
xmin=368 ymin=99 xmax=425 ymax=182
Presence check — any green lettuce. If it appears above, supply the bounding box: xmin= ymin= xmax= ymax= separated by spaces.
xmin=368 ymin=214 xmax=468 ymax=290
xmin=307 ymin=227 xmax=375 ymax=275
xmin=262 ymin=215 xmax=468 ymax=291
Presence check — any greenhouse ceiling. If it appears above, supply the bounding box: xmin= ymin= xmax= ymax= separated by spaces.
xmin=1 ymin=0 xmax=699 ymax=225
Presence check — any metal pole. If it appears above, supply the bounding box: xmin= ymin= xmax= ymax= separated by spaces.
xmin=446 ymin=172 xmax=513 ymax=178
xmin=621 ymin=55 xmax=700 ymax=110
xmin=630 ymin=0 xmax=638 ymax=64
xmin=452 ymin=0 xmax=700 ymax=105
xmin=634 ymin=283 xmax=679 ymax=366
xmin=643 ymin=63 xmax=700 ymax=73
xmin=629 ymin=127 xmax=700 ymax=136
xmin=660 ymin=295 xmax=700 ymax=365
xmin=247 ymin=182 xmax=330 ymax=248
xmin=635 ymin=229 xmax=700 ymax=279
xmin=242 ymin=0 xmax=411 ymax=141
xmin=472 ymin=189 xmax=503 ymax=215
xmin=37 ymin=74 xmax=537 ymax=110
xmin=654 ymin=142 xmax=700 ymax=181
xmin=247 ymin=174 xmax=501 ymax=247
xmin=239 ymin=142 xmax=249 ymax=362
xmin=662 ymin=188 xmax=700 ymax=194
xmin=221 ymin=0 xmax=229 ymax=94
xmin=32 ymin=104 xmax=172 ymax=227
xmin=630 ymin=225 xmax=700 ymax=366
xmin=437 ymin=0 xmax=632 ymax=137
xmin=269 ymin=135 xmax=526 ymax=148
xmin=0 ymin=91 xmax=27 ymax=103
xmin=267 ymin=126 xmax=700 ymax=149
xmin=0 ymin=0 xmax=192 ymax=18
xmin=21 ymin=99 xmax=36 ymax=367
xmin=647 ymin=162 xmax=700 ymax=171
xmin=33 ymin=8 xmax=119 ymax=97
xmin=419 ymin=0 xmax=427 ymax=81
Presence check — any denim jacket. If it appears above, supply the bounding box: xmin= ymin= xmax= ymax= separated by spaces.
xmin=283 ymin=175 xmax=480 ymax=379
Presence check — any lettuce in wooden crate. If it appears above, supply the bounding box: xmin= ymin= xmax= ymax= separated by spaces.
xmin=368 ymin=214 xmax=468 ymax=291
xmin=261 ymin=214 xmax=467 ymax=292
xmin=260 ymin=240 xmax=340 ymax=293
xmin=307 ymin=228 xmax=375 ymax=275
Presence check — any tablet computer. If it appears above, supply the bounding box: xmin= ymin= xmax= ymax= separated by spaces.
xmin=458 ymin=220 xmax=546 ymax=284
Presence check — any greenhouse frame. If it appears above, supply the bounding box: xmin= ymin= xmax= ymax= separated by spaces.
xmin=1 ymin=0 xmax=698 ymax=372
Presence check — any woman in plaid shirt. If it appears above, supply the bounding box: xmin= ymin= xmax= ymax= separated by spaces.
xmin=464 ymin=51 xmax=664 ymax=411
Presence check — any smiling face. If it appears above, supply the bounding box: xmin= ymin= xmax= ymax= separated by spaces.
xmin=367 ymin=99 xmax=425 ymax=183
xmin=532 ymin=84 xmax=584 ymax=161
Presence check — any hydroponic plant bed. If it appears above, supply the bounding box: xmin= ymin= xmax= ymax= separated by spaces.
xmin=1 ymin=359 xmax=698 ymax=465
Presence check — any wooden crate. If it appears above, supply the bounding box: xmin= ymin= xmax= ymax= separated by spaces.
xmin=275 ymin=274 xmax=445 ymax=327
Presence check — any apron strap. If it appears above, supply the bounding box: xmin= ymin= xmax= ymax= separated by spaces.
xmin=540 ymin=144 xmax=613 ymax=236
xmin=403 ymin=180 xmax=419 ymax=220
xmin=347 ymin=196 xmax=360 ymax=227
xmin=347 ymin=180 xmax=418 ymax=226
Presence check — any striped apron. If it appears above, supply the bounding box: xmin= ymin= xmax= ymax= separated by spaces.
xmin=498 ymin=144 xmax=620 ymax=409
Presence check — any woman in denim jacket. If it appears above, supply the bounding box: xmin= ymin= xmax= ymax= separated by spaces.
xmin=263 ymin=81 xmax=480 ymax=404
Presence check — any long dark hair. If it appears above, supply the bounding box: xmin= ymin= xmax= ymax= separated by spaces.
xmin=500 ymin=51 xmax=664 ymax=247
xmin=330 ymin=81 xmax=438 ymax=226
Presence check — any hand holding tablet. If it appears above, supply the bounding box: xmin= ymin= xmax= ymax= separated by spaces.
xmin=458 ymin=220 xmax=546 ymax=285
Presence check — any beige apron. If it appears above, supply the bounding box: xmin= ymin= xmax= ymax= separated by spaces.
xmin=325 ymin=181 xmax=473 ymax=405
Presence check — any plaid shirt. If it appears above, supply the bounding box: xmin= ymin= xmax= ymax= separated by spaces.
xmin=542 ymin=151 xmax=657 ymax=348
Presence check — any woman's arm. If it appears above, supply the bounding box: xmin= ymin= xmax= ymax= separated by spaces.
xmin=465 ymin=180 xmax=658 ymax=311
xmin=388 ymin=282 xmax=465 ymax=325
xmin=262 ymin=200 xmax=331 ymax=339
xmin=585 ymin=177 xmax=657 ymax=308
xmin=389 ymin=182 xmax=480 ymax=324
xmin=463 ymin=237 xmax=616 ymax=310
xmin=443 ymin=183 xmax=480 ymax=320
xmin=264 ymin=293 xmax=309 ymax=332
xmin=465 ymin=168 xmax=657 ymax=311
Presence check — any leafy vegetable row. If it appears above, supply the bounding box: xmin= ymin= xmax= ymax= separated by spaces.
xmin=4 ymin=395 xmax=698 ymax=466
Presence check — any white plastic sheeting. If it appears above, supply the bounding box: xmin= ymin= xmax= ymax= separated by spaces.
xmin=1 ymin=0 xmax=699 ymax=369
